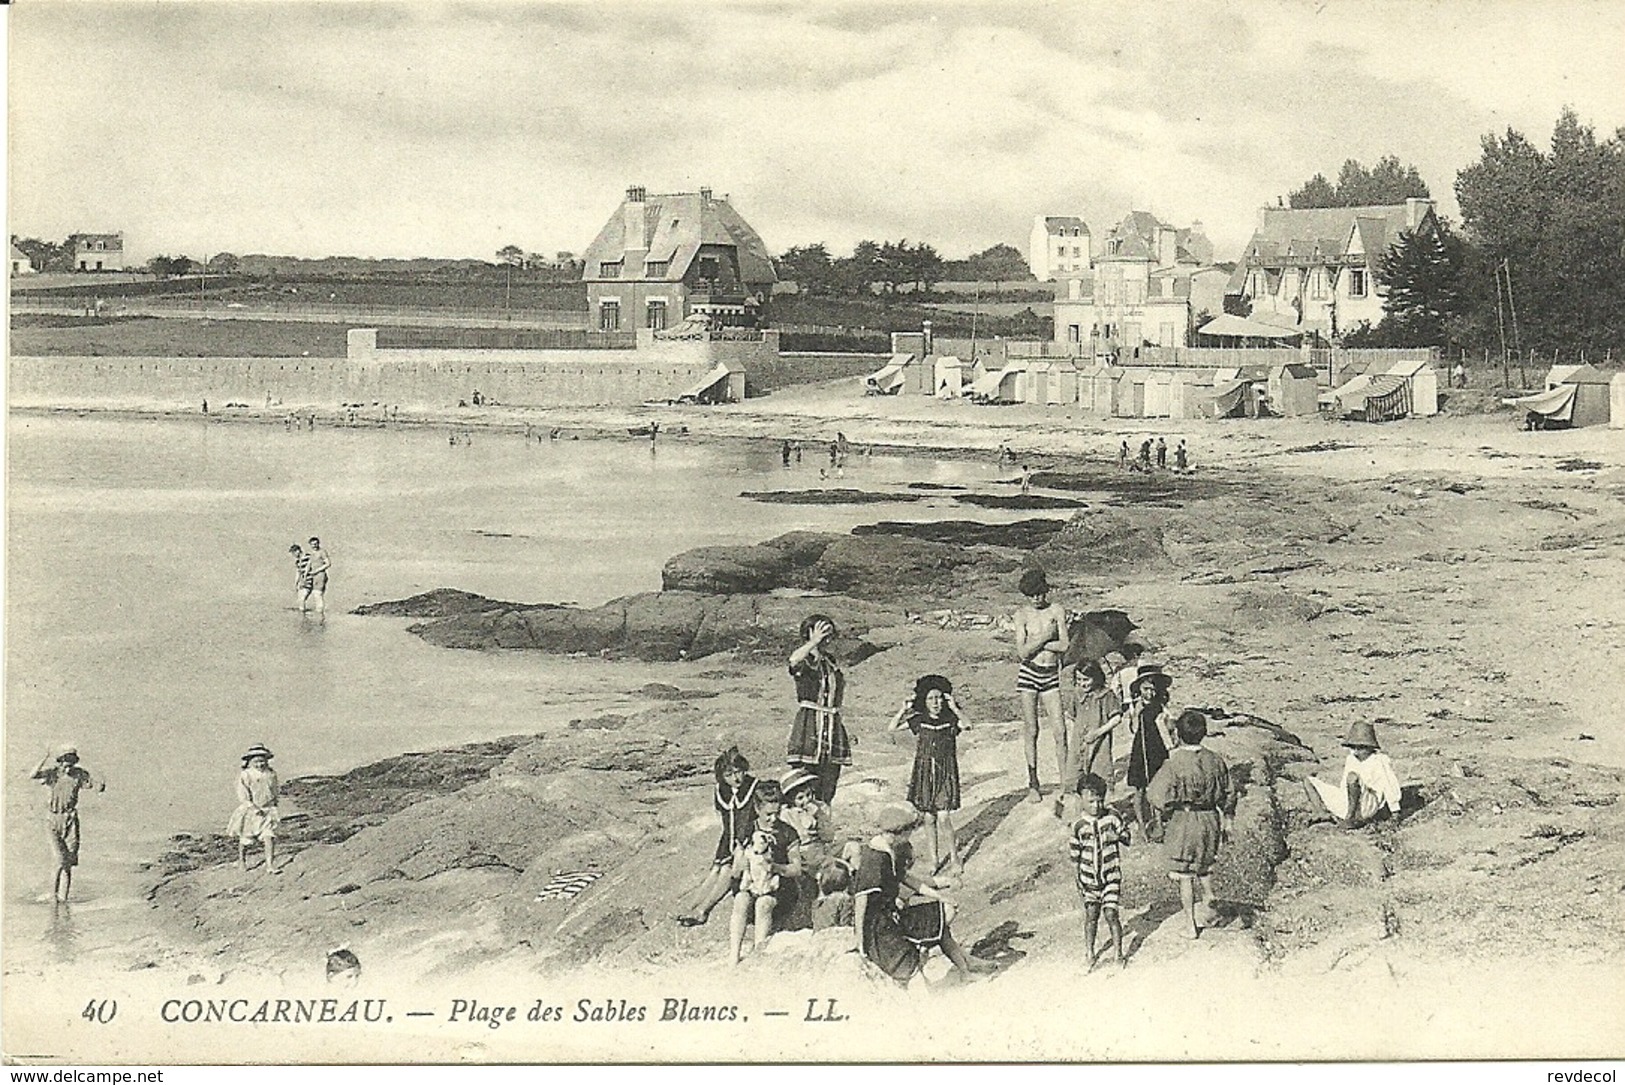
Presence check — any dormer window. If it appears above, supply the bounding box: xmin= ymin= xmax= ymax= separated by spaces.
xmin=599 ymin=261 xmax=623 ymax=278
xmin=644 ymin=260 xmax=669 ymax=278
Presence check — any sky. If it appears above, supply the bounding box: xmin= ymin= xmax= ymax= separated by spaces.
xmin=8 ymin=0 xmax=1625 ymax=266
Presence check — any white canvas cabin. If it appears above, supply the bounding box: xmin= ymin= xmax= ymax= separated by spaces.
xmin=863 ymin=354 xmax=913 ymax=395
xmin=678 ymin=362 xmax=744 ymax=404
xmin=1611 ymin=373 xmax=1625 ymax=429
xmin=934 ymin=355 xmax=970 ymax=398
xmin=968 ymin=362 xmax=1025 ymax=404
xmin=1327 ymin=372 xmax=1411 ymax=421
xmin=1268 ymin=363 xmax=1321 ymax=417
xmin=1506 ymin=364 xmax=1616 ymax=428
xmin=1387 ymin=356 xmax=1440 ymax=416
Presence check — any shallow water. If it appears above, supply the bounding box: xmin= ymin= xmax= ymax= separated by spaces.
xmin=4 ymin=413 xmax=1028 ymax=959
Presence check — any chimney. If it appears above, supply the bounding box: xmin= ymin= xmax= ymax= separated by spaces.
xmin=623 ymin=185 xmax=648 ymax=257
xmin=699 ymin=186 xmax=713 ymax=202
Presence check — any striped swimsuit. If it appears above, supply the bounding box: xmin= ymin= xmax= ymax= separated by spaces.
xmin=1016 ymin=658 xmax=1061 ymax=693
xmin=1069 ymin=811 xmax=1126 ymax=907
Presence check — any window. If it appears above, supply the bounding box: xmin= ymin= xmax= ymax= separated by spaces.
xmin=696 ymin=257 xmax=719 ymax=281
xmin=646 ymin=300 xmax=667 ymax=331
xmin=599 ymin=261 xmax=622 ymax=278
xmin=1348 ymin=268 xmax=1368 ymax=298
xmin=645 ymin=260 xmax=669 ymax=278
xmin=1067 ymin=324 xmax=1081 ymax=343
xmin=599 ymin=300 xmax=621 ymax=332
xmin=1159 ymin=323 xmax=1175 ymax=347
xmin=1071 ymin=246 xmax=1081 ymax=257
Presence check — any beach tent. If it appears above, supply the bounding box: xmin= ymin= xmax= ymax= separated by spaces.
xmin=678 ymin=362 xmax=744 ymax=404
xmin=968 ymin=364 xmax=1024 ymax=404
xmin=1612 ymin=373 xmax=1625 ymax=429
xmin=934 ymin=355 xmax=969 ymax=398
xmin=1169 ymin=370 xmax=1217 ymax=419
xmin=1201 ymin=379 xmax=1250 ymax=418
xmin=1508 ymin=365 xmax=1615 ymax=428
xmin=1077 ymin=364 xmax=1120 ymax=417
xmin=1329 ymin=372 xmax=1411 ymax=421
xmin=1386 ymin=356 xmax=1440 ymax=417
xmin=1268 ymin=363 xmax=1321 ymax=417
xmin=863 ymin=354 xmax=913 ymax=395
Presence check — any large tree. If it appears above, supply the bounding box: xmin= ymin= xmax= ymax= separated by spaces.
xmin=960 ymin=243 xmax=1033 ymax=283
xmin=774 ymin=243 xmax=835 ymax=296
xmin=1290 ymin=155 xmax=1431 ymax=208
xmin=1357 ymin=220 xmax=1468 ymax=348
xmin=1455 ymin=108 xmax=1625 ymax=354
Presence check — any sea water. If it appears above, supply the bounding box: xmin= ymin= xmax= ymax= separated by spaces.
xmin=3 ymin=414 xmax=1022 ymax=958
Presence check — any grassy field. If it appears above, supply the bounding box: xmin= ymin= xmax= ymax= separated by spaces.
xmin=771 ymin=294 xmax=1051 ymax=338
xmin=8 ymin=314 xmax=350 ymax=357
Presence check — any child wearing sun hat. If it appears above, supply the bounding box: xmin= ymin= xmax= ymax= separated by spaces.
xmin=227 ymin=744 xmax=281 ymax=873
xmin=1306 ymin=721 xmax=1402 ymax=828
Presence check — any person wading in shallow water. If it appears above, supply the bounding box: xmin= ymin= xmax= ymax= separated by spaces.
xmin=1013 ymin=568 xmax=1069 ymax=804
xmin=31 ymin=744 xmax=104 ymax=902
xmin=301 ymin=537 xmax=329 ymax=615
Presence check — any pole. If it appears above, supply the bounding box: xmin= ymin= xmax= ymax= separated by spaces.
xmin=1503 ymin=258 xmax=1522 ymax=359
xmin=1494 ymin=262 xmax=1509 ymax=386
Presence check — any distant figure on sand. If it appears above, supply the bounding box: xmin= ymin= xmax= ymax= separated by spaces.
xmin=1013 ymin=568 xmax=1069 ymax=803
xmin=227 ymin=744 xmax=281 ymax=873
xmin=289 ymin=543 xmax=310 ymax=608
xmin=301 ymin=537 xmax=329 ymax=614
xmin=1155 ymin=437 xmax=1167 ymax=469
xmin=890 ymin=674 xmax=968 ymax=876
xmin=1306 ymin=722 xmax=1402 ymax=829
xmin=781 ymin=440 xmax=792 ymax=467
xmin=1118 ymin=441 xmax=1129 ymax=471
xmin=31 ymin=744 xmax=103 ymax=901
xmin=1146 ymin=710 xmax=1236 ymax=939
xmin=1138 ymin=439 xmax=1153 ymax=471
xmin=787 ymin=614 xmax=852 ymax=804
xmin=1020 ymin=465 xmax=1032 ymax=495
xmin=1174 ymin=440 xmax=1188 ymax=473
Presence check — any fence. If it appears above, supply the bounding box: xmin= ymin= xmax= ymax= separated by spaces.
xmin=375 ymin=326 xmax=635 ymax=351
xmin=9 ymin=294 xmax=591 ymax=329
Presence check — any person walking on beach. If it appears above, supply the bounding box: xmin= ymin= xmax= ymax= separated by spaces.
xmin=1118 ymin=440 xmax=1129 ymax=471
xmin=890 ymin=675 xmax=969 ymax=877
xmin=1014 ymin=568 xmax=1069 ymax=803
xmin=787 ymin=614 xmax=852 ymax=805
xmin=227 ymin=744 xmax=281 ymax=873
xmin=1155 ymin=437 xmax=1167 ymax=469
xmin=301 ymin=537 xmax=329 ymax=614
xmin=31 ymin=744 xmax=103 ymax=902
xmin=289 ymin=543 xmax=311 ymax=609
xmin=1147 ymin=710 xmax=1236 ymax=939
xmin=1138 ymin=438 xmax=1153 ymax=471
xmin=1174 ymin=440 xmax=1188 ymax=473
xmin=781 ymin=440 xmax=792 ymax=468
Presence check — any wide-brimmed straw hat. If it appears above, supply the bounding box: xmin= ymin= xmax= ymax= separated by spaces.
xmin=54 ymin=743 xmax=79 ymax=760
xmin=779 ymin=768 xmax=818 ymax=796
xmin=877 ymin=806 xmax=923 ymax=835
xmin=242 ymin=743 xmax=275 ymax=764
xmin=1129 ymin=663 xmax=1173 ymax=694
xmin=1342 ymin=721 xmax=1380 ymax=750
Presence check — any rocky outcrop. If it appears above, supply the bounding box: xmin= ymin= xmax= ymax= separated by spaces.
xmin=353 ymin=588 xmax=543 ymax=618
xmin=740 ymin=488 xmax=923 ymax=505
xmin=389 ymin=589 xmax=897 ymax=663
xmin=851 ymin=518 xmax=1067 ymax=550
xmin=1034 ymin=507 xmax=1171 ymax=570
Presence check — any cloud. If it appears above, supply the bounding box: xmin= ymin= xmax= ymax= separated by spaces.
xmin=8 ymin=1 xmax=1623 ymax=263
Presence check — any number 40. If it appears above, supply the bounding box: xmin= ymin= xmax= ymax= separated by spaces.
xmin=82 ymin=999 xmax=118 ymax=1024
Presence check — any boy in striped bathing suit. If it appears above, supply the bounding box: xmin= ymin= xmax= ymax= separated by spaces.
xmin=1069 ymin=773 xmax=1128 ymax=969
xmin=1014 ymin=568 xmax=1069 ymax=803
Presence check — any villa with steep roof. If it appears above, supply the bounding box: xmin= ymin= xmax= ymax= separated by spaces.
xmin=581 ymin=186 xmax=776 ymax=333
xmin=1227 ymin=198 xmax=1436 ymax=341
xmin=1028 ymin=215 xmax=1092 ymax=281
xmin=1051 ymin=211 xmax=1227 ymax=356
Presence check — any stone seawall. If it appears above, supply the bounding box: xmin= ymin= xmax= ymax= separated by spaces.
xmin=9 ymin=339 xmax=775 ymax=408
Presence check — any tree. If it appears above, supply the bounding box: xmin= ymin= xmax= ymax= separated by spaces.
xmin=496 ymin=244 xmax=525 ymax=267
xmin=962 ymin=243 xmax=1033 ymax=283
xmin=901 ymin=241 xmax=943 ymax=295
xmin=145 ymin=254 xmax=195 ymax=278
xmin=1367 ymin=220 xmax=1468 ymax=347
xmin=832 ymin=240 xmax=883 ymax=297
xmin=1455 ymin=108 xmax=1625 ymax=354
xmin=207 ymin=252 xmax=240 ymax=274
xmin=774 ymin=243 xmax=835 ymax=296
xmin=12 ymin=236 xmax=67 ymax=272
xmin=1290 ymin=156 xmax=1430 ymax=208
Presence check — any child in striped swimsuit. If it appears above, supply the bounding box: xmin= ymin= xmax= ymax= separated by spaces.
xmin=1070 ymin=773 xmax=1129 ymax=969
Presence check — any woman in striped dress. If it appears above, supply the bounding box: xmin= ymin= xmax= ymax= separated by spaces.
xmin=786 ymin=614 xmax=851 ymax=805
xmin=889 ymin=674 xmax=969 ymax=876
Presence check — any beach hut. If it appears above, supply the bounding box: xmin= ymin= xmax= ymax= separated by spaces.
xmin=1050 ymin=359 xmax=1078 ymax=405
xmin=1387 ymin=356 xmax=1440 ymax=417
xmin=1025 ymin=361 xmax=1051 ymax=406
xmin=968 ymin=363 xmax=1024 ymax=404
xmin=1077 ymin=363 xmax=1119 ymax=417
xmin=1506 ymin=364 xmax=1616 ymax=428
xmin=1611 ymin=373 xmax=1625 ymax=429
xmin=1114 ymin=369 xmax=1143 ymax=417
xmin=1268 ymin=363 xmax=1321 ymax=417
xmin=863 ymin=353 xmax=913 ymax=395
xmin=1169 ymin=370 xmax=1217 ymax=419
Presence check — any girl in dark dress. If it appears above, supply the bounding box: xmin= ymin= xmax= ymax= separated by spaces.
xmin=1123 ymin=664 xmax=1174 ymax=840
xmin=787 ymin=614 xmax=851 ymax=804
xmin=889 ymin=674 xmax=970 ymax=876
xmin=852 ymin=807 xmax=993 ymax=985
xmin=676 ymin=746 xmax=758 ymax=927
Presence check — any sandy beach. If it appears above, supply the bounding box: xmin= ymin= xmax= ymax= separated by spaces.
xmin=6 ymin=381 xmax=1624 ymax=1062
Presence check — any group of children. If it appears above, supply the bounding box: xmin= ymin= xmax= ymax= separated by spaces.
xmin=1117 ymin=436 xmax=1191 ymax=473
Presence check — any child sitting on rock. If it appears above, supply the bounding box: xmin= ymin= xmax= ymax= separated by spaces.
xmin=811 ymin=858 xmax=855 ymax=930
xmin=1306 ymin=721 xmax=1401 ymax=829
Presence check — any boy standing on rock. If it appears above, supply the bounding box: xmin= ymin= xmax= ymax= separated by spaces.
xmin=1014 ymin=568 xmax=1069 ymax=804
